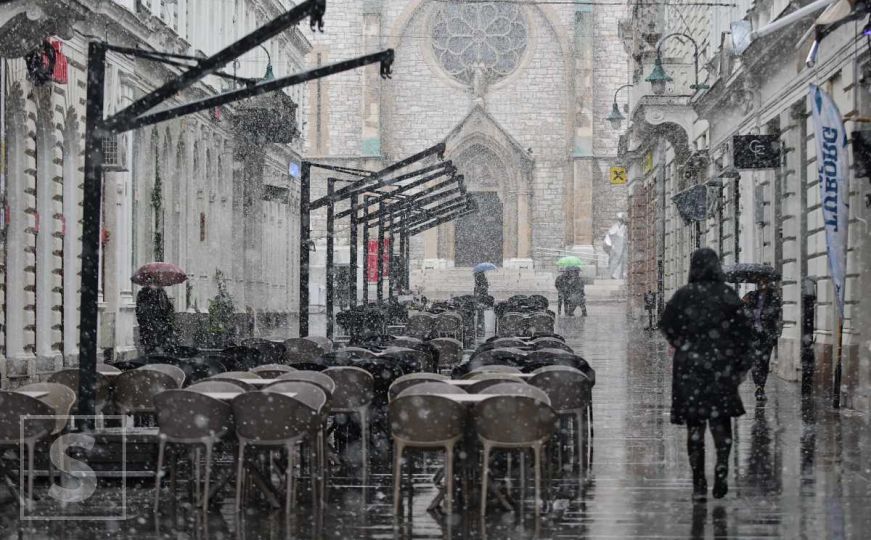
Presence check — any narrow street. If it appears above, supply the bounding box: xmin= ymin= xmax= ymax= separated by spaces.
xmin=231 ymin=303 xmax=871 ymax=538
xmin=8 ymin=303 xmax=867 ymax=539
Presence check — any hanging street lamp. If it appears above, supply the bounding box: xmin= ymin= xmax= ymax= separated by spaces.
xmin=606 ymin=83 xmax=633 ymax=129
xmin=260 ymin=45 xmax=274 ymax=80
xmin=645 ymin=33 xmax=709 ymax=96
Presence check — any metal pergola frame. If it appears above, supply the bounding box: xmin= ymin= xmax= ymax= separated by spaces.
xmin=76 ymin=0 xmax=395 ymax=417
xmin=299 ymin=141 xmax=477 ymax=339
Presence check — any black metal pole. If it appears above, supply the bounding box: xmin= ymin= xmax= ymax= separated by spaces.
xmin=377 ymin=202 xmax=385 ymax=304
xmin=326 ymin=178 xmax=335 ymax=340
xmin=801 ymin=277 xmax=817 ymax=399
xmin=299 ymin=162 xmax=311 ymax=337
xmin=403 ymin=209 xmax=410 ymax=290
xmin=355 ymin=178 xmax=464 ymax=226
xmin=77 ymin=41 xmax=107 ymax=418
xmin=399 ymin=210 xmax=407 ymax=291
xmin=362 ymin=197 xmax=370 ymax=304
xmin=407 ymin=207 xmax=477 ymax=237
xmin=349 ymin=193 xmax=358 ymax=307
xmin=104 ymin=0 xmax=324 ymax=131
xmin=333 ymin=165 xmax=455 ymax=219
xmin=733 ymin=178 xmax=740 ymax=264
xmin=120 ymin=50 xmax=394 ymax=132
xmin=388 ymin=207 xmax=395 ymax=300
xmin=313 ymin=143 xmax=446 ymax=209
xmin=389 ymin=198 xmax=472 ymax=233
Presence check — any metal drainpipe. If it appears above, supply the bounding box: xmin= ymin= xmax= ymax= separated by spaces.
xmin=718 ymin=184 xmax=725 ymax=257
xmin=733 ymin=177 xmax=741 ymax=264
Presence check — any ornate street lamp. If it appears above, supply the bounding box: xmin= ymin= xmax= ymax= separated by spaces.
xmin=260 ymin=45 xmax=274 ymax=80
xmin=606 ymin=84 xmax=633 ymax=129
xmin=645 ymin=33 xmax=710 ymax=96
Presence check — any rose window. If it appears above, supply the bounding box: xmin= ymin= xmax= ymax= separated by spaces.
xmin=430 ymin=2 xmax=529 ymax=85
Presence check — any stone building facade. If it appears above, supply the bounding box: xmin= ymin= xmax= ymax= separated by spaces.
xmin=0 ymin=0 xmax=309 ymax=386
xmin=303 ymin=0 xmax=629 ymax=275
xmin=619 ymin=0 xmax=871 ymax=416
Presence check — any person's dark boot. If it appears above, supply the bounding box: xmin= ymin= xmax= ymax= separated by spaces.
xmin=692 ymin=477 xmax=708 ymax=501
xmin=689 ymin=442 xmax=706 ymax=501
xmin=713 ymin=464 xmax=728 ymax=499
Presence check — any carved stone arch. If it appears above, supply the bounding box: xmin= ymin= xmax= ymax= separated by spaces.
xmin=645 ymin=122 xmax=691 ymax=164
xmin=630 ymin=102 xmax=694 ymax=165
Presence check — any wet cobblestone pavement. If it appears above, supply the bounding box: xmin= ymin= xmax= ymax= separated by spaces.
xmin=2 ymin=303 xmax=870 ymax=539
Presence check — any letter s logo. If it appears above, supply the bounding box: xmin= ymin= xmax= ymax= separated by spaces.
xmin=48 ymin=433 xmax=97 ymax=503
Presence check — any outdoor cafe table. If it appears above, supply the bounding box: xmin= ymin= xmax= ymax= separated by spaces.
xmin=14 ymin=390 xmax=49 ymax=399
xmin=198 ymin=389 xmax=301 ymax=508
xmin=227 ymin=378 xmax=282 ymax=386
xmin=201 ymin=391 xmax=297 ymax=401
xmin=446 ymin=374 xmax=534 ymax=387
xmin=425 ymin=391 xmax=538 ymax=511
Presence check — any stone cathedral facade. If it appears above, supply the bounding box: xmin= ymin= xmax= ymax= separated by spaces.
xmin=305 ymin=0 xmax=629 ymax=273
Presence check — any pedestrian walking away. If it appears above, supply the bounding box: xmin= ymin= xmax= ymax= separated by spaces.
xmin=742 ymin=278 xmax=783 ymax=402
xmin=556 ymin=267 xmax=587 ymax=317
xmin=135 ymin=285 xmax=177 ymax=354
xmin=660 ymin=248 xmax=754 ymax=501
xmin=644 ymin=290 xmax=657 ymax=330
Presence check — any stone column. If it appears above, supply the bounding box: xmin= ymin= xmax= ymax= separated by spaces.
xmin=422 ymin=227 xmax=440 ymax=266
xmin=572 ymin=159 xmax=594 ymax=245
xmin=3 ymin=86 xmax=32 ymax=372
xmin=502 ymin=191 xmax=517 ymax=260
xmin=517 ymin=190 xmax=532 ymax=259
xmin=361 ymin=2 xmax=382 ymax=157
xmin=568 ymin=6 xmax=596 ymax=267
xmin=34 ymin=114 xmax=56 ymax=364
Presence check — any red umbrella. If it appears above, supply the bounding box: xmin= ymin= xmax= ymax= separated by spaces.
xmin=131 ymin=262 xmax=187 ymax=287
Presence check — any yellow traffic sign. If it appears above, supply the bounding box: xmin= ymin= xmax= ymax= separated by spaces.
xmin=610 ymin=166 xmax=627 ymax=185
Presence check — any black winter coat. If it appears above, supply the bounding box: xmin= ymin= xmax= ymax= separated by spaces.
xmin=136 ymin=286 xmax=176 ymax=353
xmin=660 ymin=250 xmax=753 ymax=425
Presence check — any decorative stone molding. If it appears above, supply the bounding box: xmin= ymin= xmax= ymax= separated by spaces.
xmin=626 ymin=95 xmax=695 ymax=164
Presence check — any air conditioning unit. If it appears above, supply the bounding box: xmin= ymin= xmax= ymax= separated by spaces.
xmin=101 ymin=134 xmax=128 ymax=172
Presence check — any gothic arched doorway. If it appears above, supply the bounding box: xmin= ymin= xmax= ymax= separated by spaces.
xmin=455 ymin=192 xmax=503 ymax=266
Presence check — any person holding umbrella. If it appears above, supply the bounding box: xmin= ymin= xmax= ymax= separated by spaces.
xmin=132 ymin=262 xmax=186 ymax=354
xmin=556 ymin=256 xmax=586 ymax=317
xmin=742 ymin=277 xmax=782 ymax=402
xmin=473 ymin=262 xmax=495 ymax=301
xmin=473 ymin=263 xmax=496 ymax=336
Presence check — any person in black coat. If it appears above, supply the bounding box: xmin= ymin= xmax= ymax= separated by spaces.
xmin=556 ymin=267 xmax=586 ymax=317
xmin=660 ymin=248 xmax=753 ymax=501
xmin=136 ymin=285 xmax=176 ymax=354
xmin=742 ymin=278 xmax=782 ymax=402
xmin=473 ymin=271 xmax=489 ymax=300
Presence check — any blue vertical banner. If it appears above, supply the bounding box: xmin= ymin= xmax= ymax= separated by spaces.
xmin=809 ymin=84 xmax=849 ymax=317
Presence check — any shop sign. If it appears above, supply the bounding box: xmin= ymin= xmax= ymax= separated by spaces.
xmin=732 ymin=134 xmax=780 ymax=169
xmin=609 ymin=166 xmax=627 ymax=185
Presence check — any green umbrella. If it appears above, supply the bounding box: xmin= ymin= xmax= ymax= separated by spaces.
xmin=557 ymin=256 xmax=584 ymax=269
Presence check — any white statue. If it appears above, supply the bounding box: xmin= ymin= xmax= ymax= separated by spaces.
xmin=603 ymin=212 xmax=628 ymax=280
